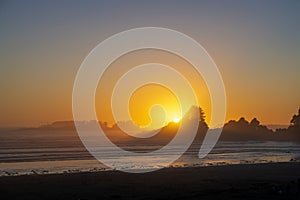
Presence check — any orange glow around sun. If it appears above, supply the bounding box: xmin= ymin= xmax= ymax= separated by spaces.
xmin=173 ymin=117 xmax=180 ymax=123
xmin=129 ymin=84 xmax=181 ymax=130
xmin=95 ymin=49 xmax=212 ymax=131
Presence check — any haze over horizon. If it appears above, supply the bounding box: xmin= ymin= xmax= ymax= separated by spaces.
xmin=1 ymin=0 xmax=299 ymax=127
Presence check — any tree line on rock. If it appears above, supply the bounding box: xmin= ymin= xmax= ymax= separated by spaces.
xmin=216 ymin=108 xmax=300 ymax=142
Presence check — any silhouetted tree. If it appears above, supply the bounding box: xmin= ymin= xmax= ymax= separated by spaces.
xmin=290 ymin=108 xmax=300 ymax=127
xmin=250 ymin=118 xmax=260 ymax=127
xmin=199 ymin=107 xmax=206 ymax=122
xmin=238 ymin=117 xmax=249 ymax=126
xmin=286 ymin=108 xmax=300 ymax=139
xmin=180 ymin=106 xmax=208 ymax=158
xmin=185 ymin=106 xmax=206 ymax=123
xmin=221 ymin=116 xmax=274 ymax=141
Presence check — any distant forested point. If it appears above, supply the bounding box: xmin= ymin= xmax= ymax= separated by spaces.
xmin=31 ymin=107 xmax=300 ymax=142
xmin=219 ymin=108 xmax=300 ymax=141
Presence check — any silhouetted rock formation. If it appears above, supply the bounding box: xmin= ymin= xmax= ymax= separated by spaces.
xmin=275 ymin=108 xmax=300 ymax=141
xmin=102 ymin=105 xmax=205 ymax=153
xmin=181 ymin=106 xmax=208 ymax=157
xmin=220 ymin=108 xmax=300 ymax=142
xmin=289 ymin=108 xmax=300 ymax=132
xmin=220 ymin=117 xmax=274 ymax=141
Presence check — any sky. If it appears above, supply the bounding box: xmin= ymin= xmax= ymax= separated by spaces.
xmin=0 ymin=0 xmax=299 ymax=127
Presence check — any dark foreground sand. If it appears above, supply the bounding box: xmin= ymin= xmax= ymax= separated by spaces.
xmin=1 ymin=162 xmax=300 ymax=200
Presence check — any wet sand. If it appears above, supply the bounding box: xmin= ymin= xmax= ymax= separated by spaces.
xmin=1 ymin=162 xmax=300 ymax=200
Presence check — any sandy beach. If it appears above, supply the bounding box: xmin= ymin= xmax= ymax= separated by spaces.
xmin=1 ymin=162 xmax=300 ymax=200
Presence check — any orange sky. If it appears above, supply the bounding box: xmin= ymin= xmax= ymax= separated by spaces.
xmin=95 ymin=49 xmax=211 ymax=129
xmin=0 ymin=1 xmax=299 ymax=128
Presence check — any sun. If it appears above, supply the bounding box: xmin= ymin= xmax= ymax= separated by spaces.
xmin=173 ymin=117 xmax=180 ymax=123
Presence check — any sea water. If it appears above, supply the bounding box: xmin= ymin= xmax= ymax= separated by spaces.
xmin=0 ymin=129 xmax=299 ymax=176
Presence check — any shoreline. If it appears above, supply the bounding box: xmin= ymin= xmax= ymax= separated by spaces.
xmin=1 ymin=162 xmax=300 ymax=199
xmin=1 ymin=158 xmax=299 ymax=177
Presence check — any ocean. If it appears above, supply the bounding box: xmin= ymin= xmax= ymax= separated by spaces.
xmin=0 ymin=129 xmax=299 ymax=176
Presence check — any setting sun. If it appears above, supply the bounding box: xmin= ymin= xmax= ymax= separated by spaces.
xmin=173 ymin=117 xmax=180 ymax=123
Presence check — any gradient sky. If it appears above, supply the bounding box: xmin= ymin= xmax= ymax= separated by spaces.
xmin=0 ymin=0 xmax=299 ymax=127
